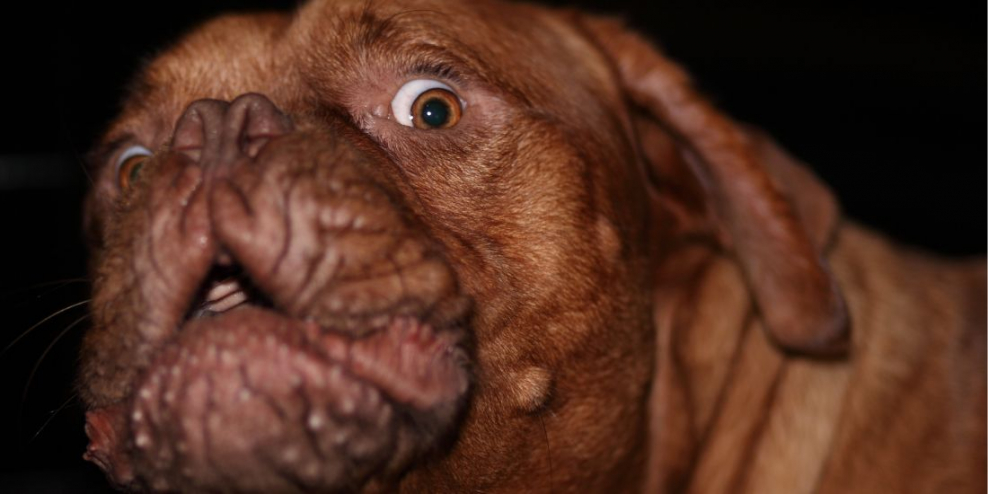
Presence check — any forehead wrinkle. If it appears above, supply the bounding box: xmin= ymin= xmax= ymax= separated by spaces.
xmin=339 ymin=2 xmax=591 ymax=110
xmin=296 ymin=2 xmax=537 ymax=107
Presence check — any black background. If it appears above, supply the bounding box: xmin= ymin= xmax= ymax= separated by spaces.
xmin=0 ymin=0 xmax=983 ymax=491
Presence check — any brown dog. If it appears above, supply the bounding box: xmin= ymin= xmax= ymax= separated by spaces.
xmin=78 ymin=0 xmax=987 ymax=492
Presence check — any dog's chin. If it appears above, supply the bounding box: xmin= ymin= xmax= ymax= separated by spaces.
xmin=84 ymin=306 xmax=469 ymax=492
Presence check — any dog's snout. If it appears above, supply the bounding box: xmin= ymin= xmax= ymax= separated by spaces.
xmin=171 ymin=93 xmax=293 ymax=169
xmin=224 ymin=93 xmax=295 ymax=159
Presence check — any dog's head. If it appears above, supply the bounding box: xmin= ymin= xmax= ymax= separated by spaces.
xmin=79 ymin=0 xmax=847 ymax=491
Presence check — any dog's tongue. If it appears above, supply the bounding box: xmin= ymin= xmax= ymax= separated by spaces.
xmin=84 ymin=307 xmax=468 ymax=492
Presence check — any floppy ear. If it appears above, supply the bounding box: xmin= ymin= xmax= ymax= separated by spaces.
xmin=577 ymin=16 xmax=849 ymax=355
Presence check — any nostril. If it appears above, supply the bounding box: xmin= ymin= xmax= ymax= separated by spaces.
xmin=225 ymin=93 xmax=294 ymax=159
xmin=170 ymin=94 xmax=293 ymax=170
xmin=172 ymin=99 xmax=231 ymax=163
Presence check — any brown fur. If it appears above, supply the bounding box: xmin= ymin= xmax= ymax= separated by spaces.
xmin=79 ymin=0 xmax=986 ymax=492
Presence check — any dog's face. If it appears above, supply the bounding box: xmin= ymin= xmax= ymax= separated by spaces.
xmin=80 ymin=0 xmax=658 ymax=491
xmin=81 ymin=0 xmax=851 ymax=491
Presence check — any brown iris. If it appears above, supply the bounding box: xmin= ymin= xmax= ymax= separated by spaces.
xmin=411 ymin=88 xmax=462 ymax=129
xmin=117 ymin=154 xmax=149 ymax=191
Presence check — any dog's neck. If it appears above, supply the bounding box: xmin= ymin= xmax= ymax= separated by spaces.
xmin=645 ymin=242 xmax=779 ymax=492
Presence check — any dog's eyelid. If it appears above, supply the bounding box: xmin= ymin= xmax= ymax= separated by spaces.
xmin=409 ymin=60 xmax=465 ymax=85
xmin=113 ymin=144 xmax=154 ymax=172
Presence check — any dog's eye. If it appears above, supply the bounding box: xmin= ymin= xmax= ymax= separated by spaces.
xmin=115 ymin=145 xmax=152 ymax=191
xmin=391 ymin=79 xmax=464 ymax=129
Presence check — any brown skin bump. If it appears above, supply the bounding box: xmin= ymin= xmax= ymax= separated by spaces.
xmin=80 ymin=1 xmax=985 ymax=493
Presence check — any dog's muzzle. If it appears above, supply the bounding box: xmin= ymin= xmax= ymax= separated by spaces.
xmin=83 ymin=94 xmax=472 ymax=492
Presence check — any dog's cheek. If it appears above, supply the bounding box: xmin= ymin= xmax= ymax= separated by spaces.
xmin=80 ymin=154 xmax=215 ymax=407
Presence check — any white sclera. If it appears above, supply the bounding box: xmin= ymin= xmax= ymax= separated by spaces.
xmin=115 ymin=145 xmax=153 ymax=174
xmin=390 ymin=79 xmax=462 ymax=127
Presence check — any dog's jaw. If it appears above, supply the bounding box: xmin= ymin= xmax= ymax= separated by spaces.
xmin=81 ymin=94 xmax=473 ymax=492
xmin=85 ymin=308 xmax=467 ymax=492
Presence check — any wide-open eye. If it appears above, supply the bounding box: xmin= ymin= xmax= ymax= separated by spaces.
xmin=115 ymin=145 xmax=152 ymax=191
xmin=390 ymin=79 xmax=464 ymax=130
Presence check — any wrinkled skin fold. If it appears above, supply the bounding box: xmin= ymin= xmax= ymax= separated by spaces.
xmin=83 ymin=93 xmax=472 ymax=491
xmin=81 ymin=2 xmax=657 ymax=491
xmin=79 ymin=0 xmax=986 ymax=493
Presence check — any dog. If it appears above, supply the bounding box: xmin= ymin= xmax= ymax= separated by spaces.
xmin=78 ymin=0 xmax=987 ymax=492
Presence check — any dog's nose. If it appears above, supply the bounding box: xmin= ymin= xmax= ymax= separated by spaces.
xmin=171 ymin=93 xmax=294 ymax=170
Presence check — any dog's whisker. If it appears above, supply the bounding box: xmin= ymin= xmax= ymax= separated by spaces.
xmin=72 ymin=150 xmax=96 ymax=186
xmin=0 ymin=277 xmax=88 ymax=301
xmin=18 ymin=314 xmax=91 ymax=425
xmin=29 ymin=393 xmax=79 ymax=444
xmin=539 ymin=413 xmax=554 ymax=493
xmin=1 ymin=299 xmax=90 ymax=358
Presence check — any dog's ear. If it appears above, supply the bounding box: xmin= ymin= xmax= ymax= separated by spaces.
xmin=576 ymin=16 xmax=848 ymax=355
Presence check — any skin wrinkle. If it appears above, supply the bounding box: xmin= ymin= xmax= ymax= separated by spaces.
xmin=77 ymin=1 xmax=985 ymax=493
xmin=733 ymin=361 xmax=789 ymax=492
xmin=273 ymin=171 xmax=305 ymax=299
xmin=690 ymin=311 xmax=756 ymax=455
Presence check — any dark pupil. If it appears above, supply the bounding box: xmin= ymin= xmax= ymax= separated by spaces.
xmin=129 ymin=161 xmax=145 ymax=183
xmin=420 ymin=98 xmax=450 ymax=127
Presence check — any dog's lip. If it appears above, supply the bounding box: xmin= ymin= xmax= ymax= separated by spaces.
xmin=83 ymin=306 xmax=469 ymax=491
xmin=84 ymin=306 xmax=469 ymax=488
xmin=170 ymin=305 xmax=469 ymax=409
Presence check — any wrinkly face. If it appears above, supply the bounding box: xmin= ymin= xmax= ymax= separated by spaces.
xmin=80 ymin=0 xmax=654 ymax=491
